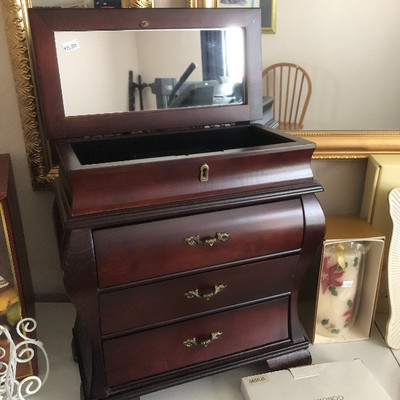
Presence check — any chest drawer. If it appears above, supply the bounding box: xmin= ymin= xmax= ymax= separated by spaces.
xmin=103 ymin=298 xmax=289 ymax=387
xmin=94 ymin=200 xmax=304 ymax=288
xmin=99 ymin=254 xmax=299 ymax=335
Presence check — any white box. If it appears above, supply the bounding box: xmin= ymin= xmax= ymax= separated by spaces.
xmin=361 ymin=155 xmax=400 ymax=231
xmin=241 ymin=360 xmax=392 ymax=400
xmin=299 ymin=215 xmax=384 ymax=343
xmin=360 ymin=154 xmax=400 ymax=312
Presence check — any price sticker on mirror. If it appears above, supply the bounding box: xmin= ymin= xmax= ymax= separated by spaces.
xmin=62 ymin=39 xmax=80 ymax=53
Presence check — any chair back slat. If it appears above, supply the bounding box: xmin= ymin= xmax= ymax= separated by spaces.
xmin=279 ymin=66 xmax=283 ymax=124
xmin=293 ymin=74 xmax=305 ymax=125
xmin=284 ymin=66 xmax=291 ymax=125
xmin=270 ymin=68 xmax=277 ymax=120
xmin=288 ymin=68 xmax=299 ymax=125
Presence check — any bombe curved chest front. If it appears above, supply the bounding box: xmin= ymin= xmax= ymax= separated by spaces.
xmin=53 ymin=125 xmax=325 ymax=400
xmin=26 ymin=8 xmax=325 ymax=399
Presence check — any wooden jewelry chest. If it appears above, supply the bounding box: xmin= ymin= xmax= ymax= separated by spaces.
xmin=28 ymin=7 xmax=325 ymax=400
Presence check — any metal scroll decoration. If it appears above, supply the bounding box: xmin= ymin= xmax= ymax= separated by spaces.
xmin=185 ymin=232 xmax=230 ymax=247
xmin=0 ymin=318 xmax=49 ymax=400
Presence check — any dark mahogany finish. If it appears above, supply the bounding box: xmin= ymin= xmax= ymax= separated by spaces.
xmin=94 ymin=200 xmax=304 ymax=287
xmin=99 ymin=255 xmax=299 ymax=335
xmin=103 ymin=298 xmax=289 ymax=386
xmin=54 ymin=177 xmax=325 ymax=400
xmin=28 ymin=7 xmax=326 ymax=400
xmin=55 ymin=126 xmax=316 ymax=215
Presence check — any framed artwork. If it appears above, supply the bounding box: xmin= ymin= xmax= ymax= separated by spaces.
xmin=216 ymin=0 xmax=276 ymax=33
xmin=260 ymin=0 xmax=276 ymax=33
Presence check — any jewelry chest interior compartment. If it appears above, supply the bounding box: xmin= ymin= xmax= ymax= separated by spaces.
xmin=28 ymin=7 xmax=325 ymax=400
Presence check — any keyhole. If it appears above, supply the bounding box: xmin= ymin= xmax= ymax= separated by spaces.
xmin=200 ymin=164 xmax=209 ymax=182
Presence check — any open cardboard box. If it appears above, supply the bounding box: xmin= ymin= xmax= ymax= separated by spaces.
xmin=241 ymin=359 xmax=392 ymax=400
xmin=299 ymin=215 xmax=385 ymax=343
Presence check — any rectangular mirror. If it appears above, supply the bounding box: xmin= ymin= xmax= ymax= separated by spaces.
xmin=55 ymin=28 xmax=245 ymax=116
xmin=28 ymin=8 xmax=262 ymax=140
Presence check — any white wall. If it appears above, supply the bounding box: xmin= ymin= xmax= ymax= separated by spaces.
xmin=56 ymin=31 xmax=140 ymax=116
xmin=137 ymin=30 xmax=203 ymax=110
xmin=0 ymin=3 xmax=388 ymax=299
xmin=262 ymin=0 xmax=400 ymax=130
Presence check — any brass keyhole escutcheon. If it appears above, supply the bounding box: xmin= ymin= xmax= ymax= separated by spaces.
xmin=140 ymin=20 xmax=150 ymax=28
xmin=200 ymin=163 xmax=209 ymax=182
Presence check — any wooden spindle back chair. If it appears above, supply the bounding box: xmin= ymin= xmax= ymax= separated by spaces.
xmin=262 ymin=63 xmax=312 ymax=130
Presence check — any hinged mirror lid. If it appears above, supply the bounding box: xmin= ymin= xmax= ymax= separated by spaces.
xmin=28 ymin=8 xmax=262 ymax=141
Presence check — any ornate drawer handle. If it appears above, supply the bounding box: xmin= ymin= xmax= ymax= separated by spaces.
xmin=184 ymin=232 xmax=230 ymax=247
xmin=184 ymin=284 xmax=227 ymax=301
xmin=183 ymin=331 xmax=223 ymax=348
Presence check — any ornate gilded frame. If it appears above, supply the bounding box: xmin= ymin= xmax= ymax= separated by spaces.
xmin=2 ymin=0 xmax=400 ymax=189
xmin=292 ymin=130 xmax=400 ymax=159
xmin=2 ymin=0 xmax=57 ymax=189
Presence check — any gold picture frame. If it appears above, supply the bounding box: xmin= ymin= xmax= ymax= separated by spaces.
xmin=200 ymin=0 xmax=275 ymax=33
xmin=1 ymin=0 xmax=400 ymax=190
xmin=260 ymin=0 xmax=276 ymax=33
xmin=121 ymin=0 xmax=154 ymax=7
xmin=188 ymin=0 xmax=219 ymax=7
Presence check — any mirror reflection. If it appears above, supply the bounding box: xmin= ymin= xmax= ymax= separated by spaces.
xmin=55 ymin=28 xmax=245 ymax=116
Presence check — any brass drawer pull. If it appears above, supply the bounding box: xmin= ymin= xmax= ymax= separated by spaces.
xmin=184 ymin=232 xmax=230 ymax=247
xmin=184 ymin=284 xmax=227 ymax=301
xmin=183 ymin=331 xmax=223 ymax=348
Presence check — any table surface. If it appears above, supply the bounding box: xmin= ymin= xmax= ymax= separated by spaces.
xmin=27 ymin=303 xmax=400 ymax=400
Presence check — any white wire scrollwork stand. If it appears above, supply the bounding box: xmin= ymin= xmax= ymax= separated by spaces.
xmin=0 ymin=318 xmax=49 ymax=400
xmin=387 ymin=188 xmax=400 ymax=349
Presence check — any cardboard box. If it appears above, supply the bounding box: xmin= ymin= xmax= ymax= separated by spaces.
xmin=241 ymin=359 xmax=392 ymax=400
xmin=299 ymin=215 xmax=384 ymax=343
xmin=360 ymin=154 xmax=400 ymax=312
